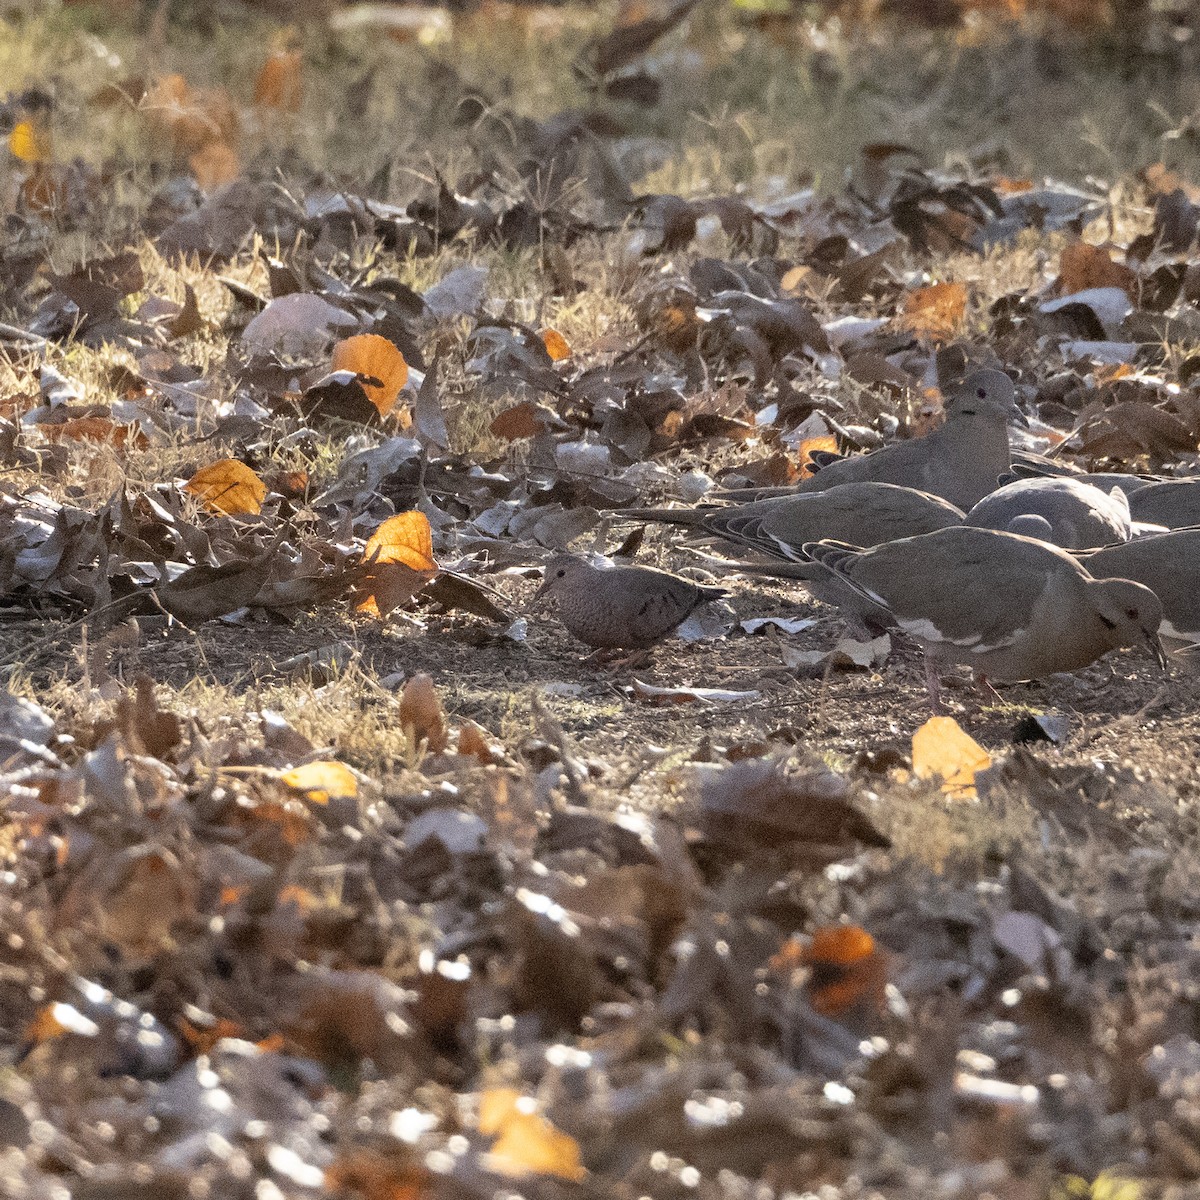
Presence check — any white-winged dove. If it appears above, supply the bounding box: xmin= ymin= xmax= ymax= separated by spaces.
xmin=1079 ymin=529 xmax=1200 ymax=654
xmin=532 ymin=554 xmax=727 ymax=653
xmin=965 ymin=476 xmax=1132 ymax=549
xmin=716 ymin=369 xmax=1017 ymax=509
xmin=802 ymin=526 xmax=1166 ymax=707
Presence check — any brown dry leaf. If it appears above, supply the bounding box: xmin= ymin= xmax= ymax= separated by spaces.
xmin=399 ymin=673 xmax=448 ymax=754
xmin=189 ymin=140 xmax=240 ymax=190
xmin=897 ymin=282 xmax=967 ymax=342
xmin=185 ymin=459 xmax=267 ymax=515
xmin=479 ymin=1088 xmax=587 ymax=1182
xmin=356 ymin=511 xmax=437 ymax=617
xmin=490 ymin=400 xmax=547 ymax=441
xmin=42 ymin=417 xmax=148 ymax=449
xmin=457 ymin=721 xmax=501 ymax=764
xmin=9 ymin=118 xmax=52 ymax=163
xmin=144 ymin=73 xmax=239 ymax=157
xmin=1055 ymin=241 xmax=1138 ymax=300
xmin=912 ymin=715 xmax=991 ymax=799
xmin=331 ymin=333 xmax=408 ymax=418
xmin=280 ymin=760 xmax=358 ymax=805
xmin=541 ymin=328 xmax=571 ymax=361
xmin=324 ymin=1148 xmax=432 ymax=1200
xmin=254 ymin=49 xmax=304 ymax=111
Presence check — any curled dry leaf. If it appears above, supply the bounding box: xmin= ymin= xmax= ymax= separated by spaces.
xmin=280 ymin=761 xmax=358 ymax=805
xmin=896 ymin=281 xmax=967 ymax=342
xmin=771 ymin=924 xmax=888 ymax=1018
xmin=1055 ymin=241 xmax=1138 ymax=300
xmin=399 ymin=673 xmax=448 ymax=754
xmin=330 ymin=333 xmax=408 ymax=418
xmin=184 ymin=459 xmax=267 ymax=515
xmin=254 ymin=49 xmax=304 ymax=111
xmin=42 ymin=417 xmax=148 ymax=450
xmin=912 ymin=715 xmax=992 ymax=799
xmin=355 ymin=511 xmax=438 ymax=617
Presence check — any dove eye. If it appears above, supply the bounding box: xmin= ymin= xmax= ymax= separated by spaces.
xmin=976 ymin=386 xmax=987 ymax=398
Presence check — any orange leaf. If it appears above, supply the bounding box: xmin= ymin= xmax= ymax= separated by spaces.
xmin=185 ymin=459 xmax=267 ymax=515
xmin=9 ymin=118 xmax=52 ymax=163
xmin=254 ymin=49 xmax=304 ymax=111
xmin=280 ymin=760 xmax=358 ymax=805
xmin=399 ymin=673 xmax=448 ymax=754
xmin=189 ymin=140 xmax=240 ymax=190
xmin=897 ymin=281 xmax=967 ymax=342
xmin=541 ymin=328 xmax=571 ymax=361
xmin=331 ymin=334 xmax=408 ymax=417
xmin=457 ymin=720 xmax=500 ymax=764
xmin=912 ymin=715 xmax=992 ymax=799
xmin=356 ymin=512 xmax=437 ymax=617
xmin=479 ymin=1088 xmax=587 ymax=1182
xmin=1055 ymin=241 xmax=1138 ymax=300
xmin=793 ymin=924 xmax=888 ymax=1017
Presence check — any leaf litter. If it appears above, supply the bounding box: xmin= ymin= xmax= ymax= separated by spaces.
xmin=2 ymin=1 xmax=1200 ymax=1196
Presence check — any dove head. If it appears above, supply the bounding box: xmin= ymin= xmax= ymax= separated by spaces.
xmin=943 ymin=369 xmax=1019 ymax=429
xmin=1089 ymin=577 xmax=1167 ymax=667
xmin=532 ymin=553 xmax=590 ymax=604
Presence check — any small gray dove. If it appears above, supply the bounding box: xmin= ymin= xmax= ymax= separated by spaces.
xmin=532 ymin=554 xmax=727 ymax=653
xmin=716 ymin=369 xmax=1017 ymax=509
xmin=802 ymin=526 xmax=1166 ymax=707
xmin=1080 ymin=529 xmax=1200 ymax=655
xmin=966 ymin=476 xmax=1132 ymax=549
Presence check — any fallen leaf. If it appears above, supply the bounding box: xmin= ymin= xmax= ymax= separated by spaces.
xmin=1055 ymin=241 xmax=1138 ymax=300
xmin=9 ymin=118 xmax=52 ymax=163
xmin=772 ymin=924 xmax=889 ymax=1018
xmin=897 ymin=281 xmax=967 ymax=342
xmin=254 ymin=48 xmax=304 ymax=111
xmin=912 ymin=715 xmax=992 ymax=799
xmin=399 ymin=673 xmax=448 ymax=754
xmin=185 ymin=459 xmax=267 ymax=515
xmin=331 ymin=333 xmax=408 ymax=417
xmin=541 ymin=328 xmax=571 ymax=361
xmin=280 ymin=760 xmax=358 ymax=804
xmin=356 ymin=511 xmax=438 ymax=617
xmin=479 ymin=1088 xmax=587 ymax=1182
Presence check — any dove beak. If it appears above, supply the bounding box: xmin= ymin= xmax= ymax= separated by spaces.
xmin=530 ymin=575 xmax=552 ymax=607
